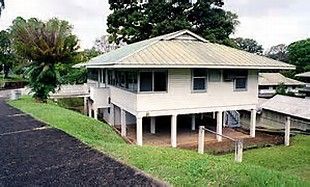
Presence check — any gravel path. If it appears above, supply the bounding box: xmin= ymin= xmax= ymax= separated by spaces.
xmin=0 ymin=98 xmax=161 ymax=186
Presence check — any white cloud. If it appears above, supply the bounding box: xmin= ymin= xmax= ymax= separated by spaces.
xmin=224 ymin=0 xmax=310 ymax=49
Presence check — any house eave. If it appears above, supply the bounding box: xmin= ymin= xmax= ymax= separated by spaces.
xmin=85 ymin=63 xmax=295 ymax=70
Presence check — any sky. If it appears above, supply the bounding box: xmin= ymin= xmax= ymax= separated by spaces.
xmin=0 ymin=0 xmax=309 ymax=50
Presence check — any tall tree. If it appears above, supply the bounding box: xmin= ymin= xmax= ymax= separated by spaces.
xmin=0 ymin=30 xmax=14 ymax=78
xmin=94 ymin=35 xmax=124 ymax=53
xmin=265 ymin=44 xmax=288 ymax=62
xmin=107 ymin=0 xmax=238 ymax=45
xmin=233 ymin=37 xmax=263 ymax=54
xmin=287 ymin=39 xmax=310 ymax=74
xmin=10 ymin=17 xmax=79 ymax=102
xmin=0 ymin=0 xmax=4 ymax=16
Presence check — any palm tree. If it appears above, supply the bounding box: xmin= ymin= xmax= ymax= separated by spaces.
xmin=10 ymin=17 xmax=79 ymax=102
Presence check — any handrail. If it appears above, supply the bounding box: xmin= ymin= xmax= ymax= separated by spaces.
xmin=201 ymin=127 xmax=236 ymax=142
xmin=198 ymin=126 xmax=243 ymax=163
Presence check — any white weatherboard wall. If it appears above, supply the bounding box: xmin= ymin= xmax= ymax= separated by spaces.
xmin=137 ymin=69 xmax=258 ymax=114
xmin=89 ymin=87 xmax=110 ymax=109
xmin=102 ymin=107 xmax=136 ymax=125
xmin=110 ymin=86 xmax=138 ymax=116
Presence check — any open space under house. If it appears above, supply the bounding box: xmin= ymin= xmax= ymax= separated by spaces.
xmin=76 ymin=30 xmax=295 ymax=149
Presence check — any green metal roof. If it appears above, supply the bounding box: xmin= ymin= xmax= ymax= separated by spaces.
xmin=80 ymin=30 xmax=295 ymax=70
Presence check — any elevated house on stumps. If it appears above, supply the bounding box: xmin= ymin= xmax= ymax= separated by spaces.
xmin=76 ymin=30 xmax=294 ymax=147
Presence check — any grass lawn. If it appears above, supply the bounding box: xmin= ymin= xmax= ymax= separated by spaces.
xmin=222 ymin=135 xmax=310 ymax=181
xmin=9 ymin=97 xmax=310 ymax=186
xmin=0 ymin=74 xmax=25 ymax=83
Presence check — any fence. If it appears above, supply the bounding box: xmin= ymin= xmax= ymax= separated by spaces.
xmin=197 ymin=126 xmax=243 ymax=163
xmin=198 ymin=116 xmax=292 ymax=163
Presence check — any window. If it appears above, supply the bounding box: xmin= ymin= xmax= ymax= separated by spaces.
xmin=233 ymin=70 xmax=248 ymax=91
xmin=87 ymin=69 xmax=98 ymax=81
xmin=98 ymin=69 xmax=106 ymax=83
xmin=209 ymin=70 xmax=221 ymax=82
xmin=140 ymin=72 xmax=153 ymax=92
xmin=154 ymin=72 xmax=167 ymax=91
xmin=192 ymin=69 xmax=207 ymax=91
xmin=107 ymin=70 xmax=138 ymax=92
xmin=139 ymin=71 xmax=168 ymax=92
xmin=234 ymin=78 xmax=247 ymax=90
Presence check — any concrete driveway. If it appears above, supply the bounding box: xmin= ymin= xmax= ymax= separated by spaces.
xmin=0 ymin=97 xmax=160 ymax=186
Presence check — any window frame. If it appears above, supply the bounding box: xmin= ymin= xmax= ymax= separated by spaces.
xmin=138 ymin=70 xmax=168 ymax=93
xmin=233 ymin=76 xmax=248 ymax=91
xmin=192 ymin=69 xmax=207 ymax=93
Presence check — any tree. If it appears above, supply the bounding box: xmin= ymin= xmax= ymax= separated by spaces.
xmin=233 ymin=37 xmax=263 ymax=54
xmin=10 ymin=17 xmax=79 ymax=102
xmin=56 ymin=48 xmax=102 ymax=84
xmin=0 ymin=0 xmax=4 ymax=16
xmin=0 ymin=30 xmax=15 ymax=78
xmin=107 ymin=0 xmax=239 ymax=45
xmin=94 ymin=35 xmax=124 ymax=53
xmin=265 ymin=44 xmax=288 ymax=62
xmin=287 ymin=39 xmax=310 ymax=74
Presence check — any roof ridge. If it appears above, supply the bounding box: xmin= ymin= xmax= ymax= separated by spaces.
xmin=116 ymin=30 xmax=190 ymax=63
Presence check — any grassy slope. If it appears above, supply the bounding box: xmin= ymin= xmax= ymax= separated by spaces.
xmin=222 ymin=135 xmax=310 ymax=181
xmin=9 ymin=97 xmax=309 ymax=186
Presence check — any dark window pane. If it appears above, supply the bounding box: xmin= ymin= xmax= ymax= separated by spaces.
xmin=193 ymin=69 xmax=206 ymax=77
xmin=193 ymin=78 xmax=205 ymax=90
xmin=154 ymin=72 xmax=167 ymax=91
xmin=140 ymin=72 xmax=152 ymax=91
xmin=235 ymin=78 xmax=247 ymax=89
xmin=127 ymin=72 xmax=138 ymax=92
xmin=88 ymin=69 xmax=98 ymax=81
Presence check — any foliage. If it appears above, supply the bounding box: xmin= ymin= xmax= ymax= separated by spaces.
xmin=0 ymin=0 xmax=4 ymax=16
xmin=233 ymin=37 xmax=263 ymax=54
xmin=9 ymin=97 xmax=310 ymax=186
xmin=287 ymin=38 xmax=310 ymax=74
xmin=275 ymin=82 xmax=286 ymax=95
xmin=0 ymin=30 xmax=14 ymax=77
xmin=94 ymin=35 xmax=124 ymax=53
xmin=265 ymin=44 xmax=288 ymax=62
xmin=107 ymin=0 xmax=239 ymax=45
xmin=56 ymin=48 xmax=101 ymax=84
xmin=10 ymin=17 xmax=79 ymax=102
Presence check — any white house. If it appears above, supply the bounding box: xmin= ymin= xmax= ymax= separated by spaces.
xmin=258 ymin=73 xmax=305 ymax=98
xmin=77 ymin=30 xmax=294 ymax=147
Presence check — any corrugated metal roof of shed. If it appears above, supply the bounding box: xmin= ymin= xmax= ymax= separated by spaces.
xmin=296 ymin=72 xmax=310 ymax=78
xmin=261 ymin=95 xmax=310 ymax=120
xmin=259 ymin=73 xmax=305 ymax=86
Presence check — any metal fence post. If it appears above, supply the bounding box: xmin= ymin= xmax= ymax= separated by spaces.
xmin=235 ymin=140 xmax=243 ymax=163
xmin=198 ymin=126 xmax=205 ymax=154
xmin=285 ymin=116 xmax=291 ymax=146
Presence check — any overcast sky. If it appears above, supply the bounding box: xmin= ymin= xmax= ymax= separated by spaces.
xmin=0 ymin=0 xmax=309 ymax=50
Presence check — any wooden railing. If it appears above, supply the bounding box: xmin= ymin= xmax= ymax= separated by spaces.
xmin=197 ymin=126 xmax=243 ymax=163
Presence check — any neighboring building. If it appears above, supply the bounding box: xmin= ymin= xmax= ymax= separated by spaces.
xmin=296 ymin=72 xmax=310 ymax=98
xmin=77 ymin=30 xmax=294 ymax=147
xmin=258 ymin=73 xmax=305 ymax=98
xmin=241 ymin=95 xmax=310 ymax=132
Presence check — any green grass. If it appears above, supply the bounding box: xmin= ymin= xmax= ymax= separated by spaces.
xmin=222 ymin=135 xmax=310 ymax=181
xmin=0 ymin=74 xmax=25 ymax=83
xmin=9 ymin=97 xmax=310 ymax=186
